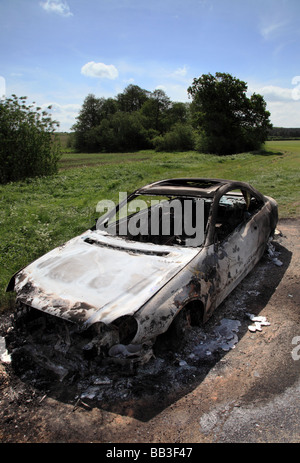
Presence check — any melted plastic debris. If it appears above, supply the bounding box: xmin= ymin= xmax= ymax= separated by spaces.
xmin=272 ymin=257 xmax=283 ymax=267
xmin=267 ymin=241 xmax=276 ymax=257
xmin=0 ymin=336 xmax=11 ymax=364
xmin=267 ymin=240 xmax=283 ymax=266
xmin=246 ymin=313 xmax=270 ymax=332
xmin=108 ymin=343 xmax=143 ymax=358
xmin=107 ymin=343 xmax=154 ymax=366
xmin=193 ymin=318 xmax=241 ymax=358
xmin=247 ymin=290 xmax=260 ymax=297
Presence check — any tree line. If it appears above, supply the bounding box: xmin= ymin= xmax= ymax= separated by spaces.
xmin=72 ymin=73 xmax=273 ymax=156
xmin=0 ymin=73 xmax=275 ymax=184
xmin=71 ymin=86 xmax=194 ymax=153
xmin=268 ymin=127 xmax=300 ymax=139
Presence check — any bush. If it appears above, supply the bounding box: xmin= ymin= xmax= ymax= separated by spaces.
xmin=0 ymin=95 xmax=61 ymax=184
xmin=153 ymin=123 xmax=195 ymax=152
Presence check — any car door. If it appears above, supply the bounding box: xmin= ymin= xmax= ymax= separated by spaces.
xmin=213 ymin=188 xmax=264 ymax=306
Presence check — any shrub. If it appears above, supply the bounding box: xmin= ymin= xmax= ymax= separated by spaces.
xmin=0 ymin=95 xmax=61 ymax=184
xmin=153 ymin=123 xmax=195 ymax=152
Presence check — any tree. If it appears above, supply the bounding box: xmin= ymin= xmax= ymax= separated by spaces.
xmin=188 ymin=72 xmax=272 ymax=155
xmin=109 ymin=111 xmax=149 ymax=151
xmin=116 ymin=84 xmax=149 ymax=112
xmin=165 ymin=102 xmax=190 ymax=129
xmin=72 ymin=94 xmax=118 ymax=151
xmin=0 ymin=95 xmax=61 ymax=184
xmin=72 ymin=87 xmax=193 ymax=153
xmin=141 ymin=89 xmax=171 ymax=133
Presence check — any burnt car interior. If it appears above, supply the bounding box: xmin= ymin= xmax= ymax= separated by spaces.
xmin=100 ymin=196 xmax=210 ymax=247
xmin=214 ymin=190 xmax=264 ymax=242
xmin=97 ymin=178 xmax=265 ymax=247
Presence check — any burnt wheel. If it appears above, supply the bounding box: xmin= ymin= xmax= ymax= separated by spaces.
xmin=154 ymin=301 xmax=203 ymax=354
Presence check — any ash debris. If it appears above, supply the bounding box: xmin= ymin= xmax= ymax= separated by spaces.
xmin=0 ymin=238 xmax=281 ymax=412
xmin=0 ymin=309 xmax=248 ymax=410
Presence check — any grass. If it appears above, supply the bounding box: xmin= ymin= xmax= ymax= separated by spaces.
xmin=59 ymin=150 xmax=153 ymax=170
xmin=266 ymin=139 xmax=300 ymax=154
xmin=0 ymin=140 xmax=299 ymax=311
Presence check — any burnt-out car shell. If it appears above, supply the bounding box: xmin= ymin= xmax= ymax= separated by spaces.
xmin=7 ymin=178 xmax=278 ymax=363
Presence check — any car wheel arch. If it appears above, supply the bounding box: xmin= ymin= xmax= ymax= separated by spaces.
xmin=175 ymin=298 xmax=205 ymax=326
xmin=153 ymin=298 xmax=205 ymax=353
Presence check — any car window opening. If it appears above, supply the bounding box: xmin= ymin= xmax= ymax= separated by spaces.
xmin=214 ymin=190 xmax=264 ymax=242
xmin=96 ymin=189 xmax=264 ymax=248
xmin=99 ymin=195 xmax=211 ymax=247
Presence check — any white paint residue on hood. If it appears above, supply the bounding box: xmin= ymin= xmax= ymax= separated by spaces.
xmin=15 ymin=230 xmax=199 ymax=326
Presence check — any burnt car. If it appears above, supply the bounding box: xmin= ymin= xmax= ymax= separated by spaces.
xmin=7 ymin=178 xmax=278 ymax=371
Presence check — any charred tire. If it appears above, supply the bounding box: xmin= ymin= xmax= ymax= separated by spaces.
xmin=154 ymin=300 xmax=204 ymax=354
xmin=113 ymin=315 xmax=138 ymax=344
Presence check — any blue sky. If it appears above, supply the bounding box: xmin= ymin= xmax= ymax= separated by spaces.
xmin=1 ymin=0 xmax=300 ymax=131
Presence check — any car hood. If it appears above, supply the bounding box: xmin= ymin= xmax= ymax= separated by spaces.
xmin=13 ymin=230 xmax=199 ymax=328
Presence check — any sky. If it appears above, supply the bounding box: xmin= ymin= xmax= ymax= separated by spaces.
xmin=1 ymin=0 xmax=300 ymax=131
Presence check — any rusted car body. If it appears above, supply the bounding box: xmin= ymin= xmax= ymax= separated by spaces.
xmin=7 ymin=178 xmax=278 ymax=369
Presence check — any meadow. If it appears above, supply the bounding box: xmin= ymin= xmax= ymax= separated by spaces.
xmin=0 ymin=140 xmax=299 ymax=310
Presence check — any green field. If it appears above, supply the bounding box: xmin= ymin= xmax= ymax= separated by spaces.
xmin=0 ymin=140 xmax=299 ymax=311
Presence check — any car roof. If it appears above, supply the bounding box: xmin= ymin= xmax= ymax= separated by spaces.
xmin=136 ymin=178 xmax=245 ymax=198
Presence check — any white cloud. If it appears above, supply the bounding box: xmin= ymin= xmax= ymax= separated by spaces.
xmin=260 ymin=20 xmax=288 ymax=40
xmin=44 ymin=102 xmax=81 ymax=114
xmin=257 ymin=85 xmax=293 ymax=102
xmin=154 ymin=84 xmax=167 ymax=92
xmin=247 ymin=81 xmax=300 ymax=127
xmin=40 ymin=1 xmax=73 ymax=17
xmin=267 ymin=100 xmax=300 ymax=128
xmin=41 ymin=102 xmax=81 ymax=131
xmin=172 ymin=66 xmax=188 ymax=78
xmin=81 ymin=62 xmax=119 ymax=80
xmin=122 ymin=77 xmax=135 ymax=84
xmin=248 ymin=82 xmax=296 ymax=102
xmin=154 ymin=83 xmax=191 ymax=102
xmin=0 ymin=76 xmax=5 ymax=100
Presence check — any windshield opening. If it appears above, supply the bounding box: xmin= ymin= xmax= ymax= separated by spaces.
xmin=96 ymin=194 xmax=212 ymax=247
